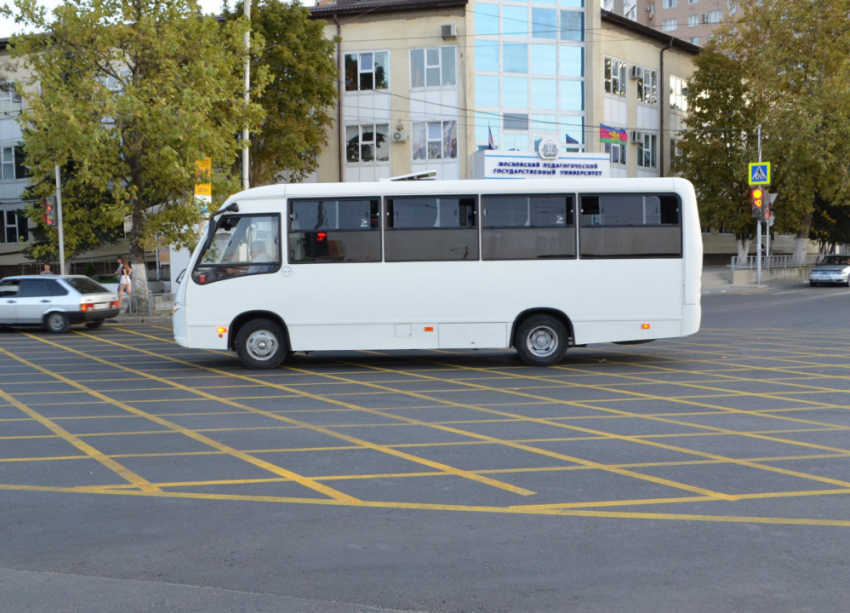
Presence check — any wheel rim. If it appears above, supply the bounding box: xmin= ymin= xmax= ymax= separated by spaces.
xmin=48 ymin=314 xmax=64 ymax=331
xmin=525 ymin=325 xmax=559 ymax=358
xmin=245 ymin=329 xmax=279 ymax=361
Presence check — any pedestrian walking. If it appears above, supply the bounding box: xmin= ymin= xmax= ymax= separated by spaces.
xmin=116 ymin=256 xmax=132 ymax=308
xmin=40 ymin=263 xmax=56 ymax=275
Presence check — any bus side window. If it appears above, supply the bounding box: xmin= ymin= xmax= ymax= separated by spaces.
xmin=289 ymin=198 xmax=381 ymax=264
xmin=385 ymin=196 xmax=479 ymax=262
xmin=482 ymin=194 xmax=576 ymax=260
xmin=579 ymin=193 xmax=682 ymax=259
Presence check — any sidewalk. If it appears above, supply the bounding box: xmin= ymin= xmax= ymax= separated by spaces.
xmin=701 ymin=265 xmax=809 ymax=293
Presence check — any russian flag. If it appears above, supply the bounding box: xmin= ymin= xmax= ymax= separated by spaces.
xmin=488 ymin=125 xmax=496 ymax=150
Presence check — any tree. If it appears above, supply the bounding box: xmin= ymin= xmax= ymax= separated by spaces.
xmin=10 ymin=0 xmax=266 ymax=294
xmin=711 ymin=0 xmax=850 ymax=259
xmin=672 ymin=48 xmax=763 ymax=259
xmin=222 ymin=0 xmax=337 ymax=186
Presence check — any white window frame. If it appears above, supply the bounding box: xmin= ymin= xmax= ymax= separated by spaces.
xmin=663 ymin=0 xmax=677 ymax=8
xmin=605 ymin=141 xmax=626 ymax=166
xmin=637 ymin=133 xmax=658 ymax=169
xmin=663 ymin=19 xmax=678 ymax=32
xmin=344 ymin=51 xmax=390 ymax=92
xmin=636 ymin=68 xmax=658 ymax=105
xmin=0 ymin=81 xmax=23 ymax=114
xmin=412 ymin=120 xmax=458 ymax=161
xmin=345 ymin=124 xmax=390 ymax=164
xmin=604 ymin=57 xmax=627 ymax=98
xmin=410 ymin=47 xmax=457 ymax=89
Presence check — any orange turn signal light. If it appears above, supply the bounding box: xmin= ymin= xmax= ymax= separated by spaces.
xmin=641 ymin=323 xmax=651 ymax=329
xmin=424 ymin=326 xmax=434 ymax=332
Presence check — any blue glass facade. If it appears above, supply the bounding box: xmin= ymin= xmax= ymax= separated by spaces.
xmin=473 ymin=0 xmax=586 ymax=150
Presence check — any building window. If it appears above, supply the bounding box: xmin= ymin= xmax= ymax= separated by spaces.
xmin=688 ymin=14 xmax=699 ymax=26
xmin=0 ymin=81 xmax=23 ymax=114
xmin=707 ymin=10 xmax=722 ymax=22
xmin=637 ymin=133 xmax=658 ymax=169
xmin=344 ymin=52 xmax=389 ymax=92
xmin=689 ymin=37 xmax=700 ymax=45
xmin=689 ymin=0 xmax=699 ymax=3
xmin=663 ymin=19 xmax=677 ymax=31
xmin=636 ymin=68 xmax=658 ymax=105
xmin=411 ymin=47 xmax=456 ymax=88
xmin=605 ymin=142 xmax=626 ymax=166
xmin=670 ymin=75 xmax=689 ymax=112
xmin=560 ymin=10 xmax=584 ymax=42
xmin=0 ymin=146 xmax=27 ymax=181
xmin=531 ymin=8 xmax=557 ymax=39
xmin=604 ymin=57 xmax=627 ymax=98
xmin=0 ymin=210 xmax=29 ymax=244
xmin=663 ymin=0 xmax=677 ymax=7
xmin=345 ymin=124 xmax=390 ymax=163
xmin=412 ymin=121 xmax=458 ymax=161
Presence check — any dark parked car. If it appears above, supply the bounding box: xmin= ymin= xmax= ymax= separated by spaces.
xmin=0 ymin=275 xmax=119 ymax=333
xmin=809 ymin=255 xmax=850 ymax=287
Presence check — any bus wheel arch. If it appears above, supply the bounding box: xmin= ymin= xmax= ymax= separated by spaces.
xmin=511 ymin=309 xmax=573 ymax=367
xmin=229 ymin=311 xmax=291 ymax=369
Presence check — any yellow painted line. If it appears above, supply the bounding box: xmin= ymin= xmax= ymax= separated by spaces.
xmin=35 ymin=331 xmax=532 ymax=497
xmin=9 ymin=337 xmax=359 ymax=504
xmin=0 ymin=364 xmax=157 ymax=493
xmin=326 ymin=357 xmax=850 ymax=492
xmin=0 ymin=482 xmax=849 ymax=527
xmin=112 ymin=328 xmax=728 ymax=500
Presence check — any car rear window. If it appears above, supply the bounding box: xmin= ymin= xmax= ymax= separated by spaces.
xmin=65 ymin=277 xmax=110 ymax=294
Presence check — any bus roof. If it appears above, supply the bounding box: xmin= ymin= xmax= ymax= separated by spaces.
xmin=220 ymin=177 xmax=695 ymax=212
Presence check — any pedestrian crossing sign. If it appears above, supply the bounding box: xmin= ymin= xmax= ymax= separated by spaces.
xmin=748 ymin=162 xmax=771 ymax=185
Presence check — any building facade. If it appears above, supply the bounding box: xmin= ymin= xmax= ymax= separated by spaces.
xmin=603 ymin=0 xmax=737 ymax=47
xmin=310 ymin=0 xmax=699 ymax=184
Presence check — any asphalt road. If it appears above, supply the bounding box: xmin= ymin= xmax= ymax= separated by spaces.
xmin=1 ymin=283 xmax=849 ymax=613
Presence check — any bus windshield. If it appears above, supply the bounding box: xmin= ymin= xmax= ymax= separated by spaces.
xmin=192 ymin=214 xmax=281 ymax=284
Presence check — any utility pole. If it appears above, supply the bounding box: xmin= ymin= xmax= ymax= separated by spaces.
xmin=756 ymin=124 xmax=762 ymax=285
xmin=242 ymin=0 xmax=251 ymax=191
xmin=54 ymin=164 xmax=65 ymax=275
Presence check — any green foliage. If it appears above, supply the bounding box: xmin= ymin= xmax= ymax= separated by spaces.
xmin=10 ymin=0 xmax=267 ymax=275
xmin=681 ymin=0 xmax=850 ymax=241
xmin=673 ymin=48 xmax=761 ymax=238
xmin=222 ymin=0 xmax=338 ymax=185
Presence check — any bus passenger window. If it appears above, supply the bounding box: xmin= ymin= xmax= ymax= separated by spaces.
xmin=289 ymin=198 xmax=380 ymax=264
xmin=482 ymin=195 xmax=576 ymax=260
xmin=579 ymin=194 xmax=682 ymax=258
xmin=385 ymin=196 xmax=478 ymax=262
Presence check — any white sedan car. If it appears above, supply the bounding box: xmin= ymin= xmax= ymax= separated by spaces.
xmin=809 ymin=255 xmax=850 ymax=287
xmin=0 ymin=275 xmax=119 ymax=333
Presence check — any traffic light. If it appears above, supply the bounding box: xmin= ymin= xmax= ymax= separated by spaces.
xmin=40 ymin=196 xmax=57 ymax=226
xmin=751 ymin=188 xmax=764 ymax=219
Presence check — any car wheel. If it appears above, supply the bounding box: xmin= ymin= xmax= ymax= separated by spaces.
xmin=85 ymin=320 xmax=105 ymax=330
xmin=515 ymin=315 xmax=569 ymax=367
xmin=44 ymin=312 xmax=70 ymax=334
xmin=235 ymin=319 xmax=288 ymax=369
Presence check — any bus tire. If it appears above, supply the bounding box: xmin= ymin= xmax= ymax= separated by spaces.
xmin=515 ymin=315 xmax=568 ymax=367
xmin=235 ymin=319 xmax=288 ymax=369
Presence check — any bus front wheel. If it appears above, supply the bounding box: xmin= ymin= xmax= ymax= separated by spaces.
xmin=235 ymin=319 xmax=288 ymax=369
xmin=515 ymin=315 xmax=568 ymax=367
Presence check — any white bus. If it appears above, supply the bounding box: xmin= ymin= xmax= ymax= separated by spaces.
xmin=173 ymin=178 xmax=701 ymax=368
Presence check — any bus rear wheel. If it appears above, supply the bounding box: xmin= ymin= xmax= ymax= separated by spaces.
xmin=235 ymin=319 xmax=288 ymax=369
xmin=515 ymin=315 xmax=568 ymax=367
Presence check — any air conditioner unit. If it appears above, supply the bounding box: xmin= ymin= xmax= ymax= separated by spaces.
xmin=702 ymin=13 xmax=709 ymax=23
xmin=392 ymin=131 xmax=408 ymax=143
xmin=441 ymin=24 xmax=457 ymax=39
xmin=630 ymin=65 xmax=643 ymax=79
xmin=631 ymin=131 xmax=645 ymax=143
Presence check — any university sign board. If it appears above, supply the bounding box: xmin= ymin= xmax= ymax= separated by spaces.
xmin=748 ymin=162 xmax=771 ymax=186
xmin=473 ymin=147 xmax=611 ymax=180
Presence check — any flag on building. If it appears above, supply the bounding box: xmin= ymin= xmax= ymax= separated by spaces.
xmin=565 ymin=133 xmax=579 ymax=145
xmin=488 ymin=125 xmax=496 ymax=150
xmin=599 ymin=124 xmax=627 ymax=144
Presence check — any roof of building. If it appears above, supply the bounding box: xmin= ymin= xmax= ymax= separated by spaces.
xmin=602 ymin=9 xmax=700 ymax=53
xmin=310 ymin=0 xmax=467 ymax=18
